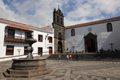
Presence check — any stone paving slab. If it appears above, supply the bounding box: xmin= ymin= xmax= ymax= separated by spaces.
xmin=1 ymin=60 xmax=120 ymax=80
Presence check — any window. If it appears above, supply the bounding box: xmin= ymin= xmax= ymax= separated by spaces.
xmin=107 ymin=23 xmax=113 ymax=32
xmin=71 ymin=29 xmax=75 ymax=36
xmin=57 ymin=16 xmax=59 ymax=23
xmin=48 ymin=37 xmax=52 ymax=43
xmin=38 ymin=35 xmax=43 ymax=42
xmin=58 ymin=33 xmax=62 ymax=39
xmin=24 ymin=46 xmax=28 ymax=55
xmin=8 ymin=29 xmax=15 ymax=38
xmin=25 ymin=32 xmax=31 ymax=39
xmin=6 ymin=45 xmax=14 ymax=55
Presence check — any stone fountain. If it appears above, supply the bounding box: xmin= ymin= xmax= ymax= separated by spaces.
xmin=3 ymin=33 xmax=51 ymax=78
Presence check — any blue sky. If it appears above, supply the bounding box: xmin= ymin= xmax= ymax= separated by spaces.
xmin=0 ymin=0 xmax=120 ymax=27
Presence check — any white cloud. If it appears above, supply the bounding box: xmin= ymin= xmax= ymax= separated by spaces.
xmin=64 ymin=0 xmax=120 ymax=26
xmin=0 ymin=0 xmax=120 ymax=27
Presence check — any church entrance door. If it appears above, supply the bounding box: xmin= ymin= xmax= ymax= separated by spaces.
xmin=58 ymin=41 xmax=63 ymax=53
xmin=87 ymin=39 xmax=95 ymax=52
xmin=84 ymin=32 xmax=97 ymax=53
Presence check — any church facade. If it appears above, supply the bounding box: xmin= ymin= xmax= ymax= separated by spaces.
xmin=53 ymin=8 xmax=120 ymax=54
xmin=65 ymin=17 xmax=120 ymax=53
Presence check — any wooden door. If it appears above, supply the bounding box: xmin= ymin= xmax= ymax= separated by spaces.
xmin=38 ymin=47 xmax=42 ymax=55
xmin=24 ymin=46 xmax=28 ymax=55
xmin=49 ymin=47 xmax=52 ymax=54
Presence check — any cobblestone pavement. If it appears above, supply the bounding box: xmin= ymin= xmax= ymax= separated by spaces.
xmin=1 ymin=60 xmax=120 ymax=80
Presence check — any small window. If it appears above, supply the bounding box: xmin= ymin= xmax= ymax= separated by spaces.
xmin=71 ymin=29 xmax=75 ymax=36
xmin=61 ymin=18 xmax=63 ymax=24
xmin=8 ymin=29 xmax=15 ymax=38
xmin=57 ymin=16 xmax=59 ymax=23
xmin=38 ymin=35 xmax=43 ymax=42
xmin=107 ymin=23 xmax=113 ymax=32
xmin=6 ymin=45 xmax=14 ymax=55
xmin=48 ymin=37 xmax=52 ymax=43
xmin=58 ymin=33 xmax=62 ymax=39
xmin=25 ymin=32 xmax=31 ymax=39
xmin=8 ymin=29 xmax=15 ymax=36
xmin=24 ymin=46 xmax=28 ymax=55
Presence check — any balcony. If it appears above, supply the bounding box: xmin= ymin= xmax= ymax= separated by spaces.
xmin=5 ymin=35 xmax=27 ymax=43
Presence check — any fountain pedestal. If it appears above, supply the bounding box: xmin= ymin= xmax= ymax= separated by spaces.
xmin=3 ymin=58 xmax=51 ymax=78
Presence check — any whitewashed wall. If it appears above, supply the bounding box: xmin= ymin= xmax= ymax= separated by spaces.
xmin=0 ymin=22 xmax=54 ymax=62
xmin=32 ymin=29 xmax=54 ymax=56
xmin=0 ymin=23 xmax=29 ymax=61
xmin=0 ymin=23 xmax=7 ymax=58
xmin=65 ymin=20 xmax=120 ymax=52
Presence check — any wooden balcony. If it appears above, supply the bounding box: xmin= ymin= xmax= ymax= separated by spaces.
xmin=5 ymin=35 xmax=27 ymax=43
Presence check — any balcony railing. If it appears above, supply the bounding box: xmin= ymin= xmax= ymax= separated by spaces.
xmin=5 ymin=35 xmax=27 ymax=43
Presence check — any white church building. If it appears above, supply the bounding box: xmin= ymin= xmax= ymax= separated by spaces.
xmin=65 ymin=17 xmax=120 ymax=53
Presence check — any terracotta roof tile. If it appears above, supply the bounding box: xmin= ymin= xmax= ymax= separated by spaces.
xmin=65 ymin=16 xmax=120 ymax=29
xmin=7 ymin=25 xmax=33 ymax=31
xmin=0 ymin=18 xmax=52 ymax=32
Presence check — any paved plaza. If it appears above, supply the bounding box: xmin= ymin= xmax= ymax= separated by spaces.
xmin=1 ymin=60 xmax=120 ymax=80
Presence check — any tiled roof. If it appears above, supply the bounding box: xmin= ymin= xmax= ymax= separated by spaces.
xmin=65 ymin=16 xmax=120 ymax=29
xmin=42 ymin=25 xmax=53 ymax=32
xmin=0 ymin=18 xmax=52 ymax=32
xmin=7 ymin=25 xmax=33 ymax=31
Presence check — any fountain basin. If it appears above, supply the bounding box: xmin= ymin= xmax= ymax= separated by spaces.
xmin=3 ymin=58 xmax=51 ymax=78
xmin=12 ymin=58 xmax=46 ymax=70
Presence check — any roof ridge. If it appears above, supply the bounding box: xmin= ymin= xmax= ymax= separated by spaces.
xmin=65 ymin=16 xmax=120 ymax=29
xmin=0 ymin=18 xmax=52 ymax=32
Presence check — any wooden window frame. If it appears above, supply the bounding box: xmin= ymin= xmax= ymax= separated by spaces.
xmin=8 ymin=29 xmax=15 ymax=38
xmin=6 ymin=45 xmax=14 ymax=55
xmin=38 ymin=35 xmax=43 ymax=42
xmin=48 ymin=37 xmax=52 ymax=43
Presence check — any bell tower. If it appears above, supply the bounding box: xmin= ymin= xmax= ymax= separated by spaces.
xmin=52 ymin=8 xmax=65 ymax=54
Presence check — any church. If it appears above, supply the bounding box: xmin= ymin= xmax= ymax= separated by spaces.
xmin=0 ymin=7 xmax=120 ymax=61
xmin=53 ymin=8 xmax=120 ymax=53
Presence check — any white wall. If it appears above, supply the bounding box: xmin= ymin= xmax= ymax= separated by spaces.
xmin=32 ymin=29 xmax=54 ymax=55
xmin=65 ymin=20 xmax=120 ymax=52
xmin=0 ymin=23 xmax=7 ymax=57
xmin=0 ymin=23 xmax=29 ymax=61
xmin=0 ymin=22 xmax=54 ymax=62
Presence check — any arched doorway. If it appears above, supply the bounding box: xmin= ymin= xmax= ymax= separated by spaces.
xmin=87 ymin=39 xmax=96 ymax=52
xmin=84 ymin=32 xmax=97 ymax=52
xmin=58 ymin=41 xmax=63 ymax=53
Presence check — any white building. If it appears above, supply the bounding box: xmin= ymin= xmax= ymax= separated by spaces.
xmin=65 ymin=17 xmax=120 ymax=53
xmin=0 ymin=18 xmax=54 ymax=62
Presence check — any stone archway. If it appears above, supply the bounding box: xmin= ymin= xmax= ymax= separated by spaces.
xmin=84 ymin=32 xmax=98 ymax=53
xmin=58 ymin=41 xmax=63 ymax=53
